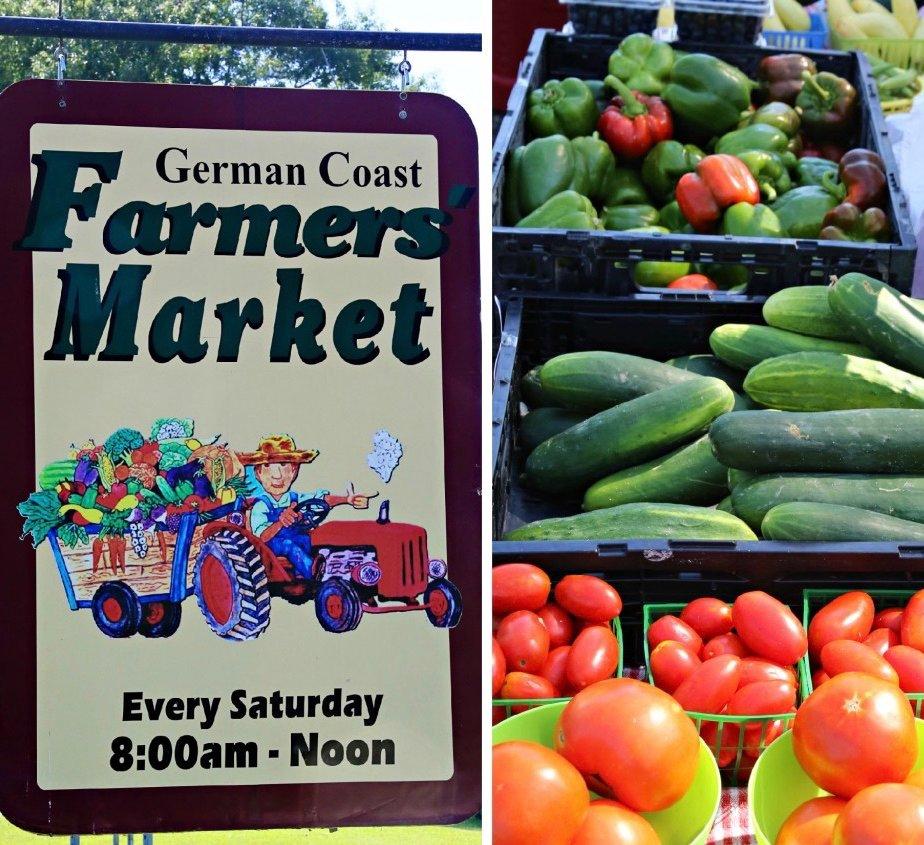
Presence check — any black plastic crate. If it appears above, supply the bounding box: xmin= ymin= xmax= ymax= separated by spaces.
xmin=492 ymin=295 xmax=924 ymax=571
xmin=564 ymin=0 xmax=660 ymax=38
xmin=493 ymin=30 xmax=917 ymax=297
xmin=674 ymin=7 xmax=765 ymax=46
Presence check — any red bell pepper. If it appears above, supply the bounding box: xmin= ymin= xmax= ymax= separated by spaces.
xmin=597 ymin=77 xmax=673 ymax=160
xmin=676 ymin=155 xmax=760 ymax=233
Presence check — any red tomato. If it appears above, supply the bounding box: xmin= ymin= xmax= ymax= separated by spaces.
xmin=649 ymin=640 xmax=701 ymax=694
xmin=902 ymin=590 xmax=924 ymax=650
xmin=808 ymin=591 xmax=875 ymax=660
xmin=555 ymin=677 xmax=700 ymax=812
xmin=833 ymin=783 xmax=924 ymax=844
xmin=820 ymin=639 xmax=899 ymax=685
xmin=647 ymin=614 xmax=703 ymax=655
xmin=493 ymin=563 xmax=550 ymax=614
xmin=905 ymin=769 xmax=924 ymax=789
xmin=500 ymin=672 xmax=558 ymax=713
xmin=884 ymin=645 xmax=924 ymax=694
xmin=680 ymin=597 xmax=733 ymax=641
xmin=497 ymin=610 xmax=550 ymax=674
xmin=793 ymin=672 xmax=917 ymax=798
xmin=554 ymin=575 xmax=622 ymax=623
xmin=570 ymin=799 xmax=660 ymax=845
xmin=739 ymin=657 xmax=797 ymax=688
xmin=864 ymin=627 xmax=900 ymax=656
xmin=493 ymin=614 xmax=503 ymax=634
xmin=493 ymin=740 xmax=589 ymax=845
xmin=874 ymin=607 xmax=903 ymax=634
xmin=492 ymin=637 xmax=505 ymax=696
xmin=567 ymin=625 xmax=620 ymax=691
xmin=667 ymin=274 xmax=717 ymax=290
xmin=537 ymin=602 xmax=575 ymax=650
xmin=727 ymin=680 xmax=797 ymax=716
xmin=674 ymin=654 xmax=742 ymax=714
xmin=541 ymin=646 xmax=572 ymax=694
xmin=733 ymin=591 xmax=808 ymax=666
xmin=776 ymin=797 xmax=846 ymax=845
xmin=700 ymin=719 xmax=740 ymax=767
xmin=743 ymin=716 xmax=790 ymax=760
xmin=492 ymin=706 xmax=507 ymax=725
xmin=703 ymin=632 xmax=750 ymax=660
xmin=813 ymin=669 xmax=831 ymax=688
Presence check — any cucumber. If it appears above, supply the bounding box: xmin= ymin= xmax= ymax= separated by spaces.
xmin=731 ymin=473 xmax=924 ymax=531
xmin=709 ymin=324 xmax=873 ymax=371
xmin=710 ymin=409 xmax=924 ymax=473
xmin=715 ymin=495 xmax=736 ymax=515
xmin=504 ymin=502 xmax=758 ymax=541
xmin=744 ymin=352 xmax=924 ymax=411
xmin=520 ymin=407 xmax=588 ymax=452
xmin=728 ymin=468 xmax=757 ymax=490
xmin=583 ymin=436 xmax=727 ymax=511
xmin=525 ymin=377 xmax=735 ymax=494
xmin=667 ymin=354 xmax=746 ymax=393
xmin=829 ymin=273 xmax=924 ymax=377
xmin=521 ymin=366 xmax=550 ymax=408
xmin=762 ymin=501 xmax=924 ymax=542
xmin=762 ymin=286 xmax=854 ymax=341
xmin=539 ymin=351 xmax=700 ymax=412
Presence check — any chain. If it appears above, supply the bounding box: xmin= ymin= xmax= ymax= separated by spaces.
xmin=53 ymin=0 xmax=67 ymax=95
xmin=398 ymin=49 xmax=411 ymax=120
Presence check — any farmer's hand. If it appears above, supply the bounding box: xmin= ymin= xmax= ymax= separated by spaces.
xmin=346 ymin=482 xmax=378 ymax=510
xmin=278 ymin=502 xmax=300 ymax=527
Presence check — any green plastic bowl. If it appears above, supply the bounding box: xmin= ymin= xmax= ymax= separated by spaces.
xmin=492 ymin=701 xmax=721 ymax=845
xmin=749 ymin=721 xmax=924 ymax=845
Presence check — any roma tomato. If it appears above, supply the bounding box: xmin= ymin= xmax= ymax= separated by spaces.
xmin=833 ymin=783 xmax=924 ymax=844
xmin=873 ymin=607 xmax=903 ymax=634
xmin=680 ymin=597 xmax=733 ymax=641
xmin=497 ymin=610 xmax=550 ymax=674
xmin=492 ymin=638 xmax=505 ymax=696
xmin=493 ymin=563 xmax=550 ymax=614
xmin=541 ymin=646 xmax=572 ymax=694
xmin=500 ymin=672 xmax=558 ymax=713
xmin=567 ymin=625 xmax=620 ymax=691
xmin=726 ymin=680 xmax=797 ymax=716
xmin=537 ymin=603 xmax=575 ymax=650
xmin=776 ymin=797 xmax=846 ymax=845
xmin=743 ymin=716 xmax=790 ymax=760
xmin=739 ymin=657 xmax=797 ymax=688
xmin=902 ymin=590 xmax=924 ymax=651
xmin=554 ymin=677 xmax=700 ymax=812
xmin=674 ymin=654 xmax=742 ymax=714
xmin=884 ymin=645 xmax=924 ymax=693
xmin=492 ymin=706 xmax=507 ymax=725
xmin=820 ymin=639 xmax=899 ymax=685
xmin=554 ymin=575 xmax=622 ymax=623
xmin=647 ymin=614 xmax=703 ymax=656
xmin=570 ymin=799 xmax=660 ymax=845
xmin=733 ymin=591 xmax=808 ymax=666
xmin=703 ymin=633 xmax=749 ymax=660
xmin=493 ymin=740 xmax=589 ymax=845
xmin=649 ymin=640 xmax=701 ymax=694
xmin=808 ymin=591 xmax=874 ymax=660
xmin=813 ymin=669 xmax=831 ymax=688
xmin=793 ymin=672 xmax=917 ymax=798
xmin=700 ymin=719 xmax=740 ymax=767
xmin=863 ymin=627 xmax=899 ymax=656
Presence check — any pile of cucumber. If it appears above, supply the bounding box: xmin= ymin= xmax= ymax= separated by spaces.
xmin=507 ymin=272 xmax=924 ymax=543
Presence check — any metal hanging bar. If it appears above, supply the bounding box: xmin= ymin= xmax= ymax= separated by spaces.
xmin=0 ymin=16 xmax=481 ymax=51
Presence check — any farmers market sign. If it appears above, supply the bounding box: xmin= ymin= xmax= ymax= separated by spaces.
xmin=0 ymin=80 xmax=479 ymax=834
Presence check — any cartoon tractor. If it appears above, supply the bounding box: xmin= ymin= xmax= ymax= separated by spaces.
xmin=192 ymin=500 xmax=462 ymax=640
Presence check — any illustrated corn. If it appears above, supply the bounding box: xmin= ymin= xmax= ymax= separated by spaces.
xmin=97 ymin=451 xmax=116 ymax=491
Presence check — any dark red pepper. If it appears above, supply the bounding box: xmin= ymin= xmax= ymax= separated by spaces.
xmin=597 ymin=77 xmax=673 ymax=160
xmin=757 ymin=54 xmax=817 ymax=105
xmin=799 ymin=139 xmax=846 ymax=163
xmin=820 ymin=202 xmax=890 ymax=243
xmin=839 ymin=148 xmax=887 ymax=210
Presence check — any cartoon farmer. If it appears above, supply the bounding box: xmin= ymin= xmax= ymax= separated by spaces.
xmin=238 ymin=435 xmax=376 ymax=578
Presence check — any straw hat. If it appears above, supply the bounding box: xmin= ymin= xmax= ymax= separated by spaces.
xmin=237 ymin=435 xmax=318 ymax=466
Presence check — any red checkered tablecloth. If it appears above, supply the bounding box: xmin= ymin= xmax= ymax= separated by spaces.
xmin=708 ymin=788 xmax=755 ymax=845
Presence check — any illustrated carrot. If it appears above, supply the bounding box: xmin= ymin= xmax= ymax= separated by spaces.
xmin=157 ymin=531 xmax=168 ymax=564
xmin=92 ymin=537 xmax=105 ymax=573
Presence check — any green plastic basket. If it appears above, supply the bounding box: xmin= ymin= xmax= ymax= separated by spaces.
xmin=800 ymin=588 xmax=924 ymax=715
xmin=492 ymin=615 xmax=623 ymax=719
xmin=643 ymin=602 xmax=802 ymax=786
xmin=492 ymin=700 xmax=722 ymax=845
xmin=831 ymin=29 xmax=924 ymax=72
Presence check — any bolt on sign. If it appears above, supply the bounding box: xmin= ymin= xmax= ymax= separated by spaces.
xmin=0 ymin=79 xmax=480 ymax=834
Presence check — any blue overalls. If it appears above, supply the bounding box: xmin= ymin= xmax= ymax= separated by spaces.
xmin=257 ymin=492 xmax=314 ymax=579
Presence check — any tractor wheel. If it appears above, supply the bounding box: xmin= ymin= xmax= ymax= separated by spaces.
xmin=91 ymin=581 xmax=142 ymax=638
xmin=194 ymin=529 xmax=270 ymax=641
xmin=139 ymin=600 xmax=182 ymax=638
xmin=315 ymin=578 xmax=363 ymax=633
xmin=425 ymin=578 xmax=463 ymax=628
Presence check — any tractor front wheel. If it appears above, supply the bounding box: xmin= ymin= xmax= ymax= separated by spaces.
xmin=425 ymin=578 xmax=462 ymax=628
xmin=91 ymin=581 xmax=142 ymax=638
xmin=315 ymin=578 xmax=363 ymax=633
xmin=139 ymin=600 xmax=182 ymax=638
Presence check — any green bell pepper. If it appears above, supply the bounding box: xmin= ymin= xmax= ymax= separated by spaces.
xmin=606 ymin=33 xmax=674 ymax=96
xmin=721 ymin=202 xmax=784 ymax=238
xmin=695 ymin=263 xmax=751 ymax=290
xmin=659 ymin=200 xmax=692 ymax=232
xmin=583 ymin=79 xmax=610 ymax=114
xmin=601 ymin=203 xmax=660 ymax=231
xmin=795 ymin=71 xmax=857 ymax=141
xmin=503 ymin=135 xmax=590 ymax=225
xmin=571 ymin=133 xmax=617 ymax=206
xmin=743 ymin=101 xmax=801 ymax=137
xmin=640 ymin=140 xmax=705 ymax=203
xmin=663 ymin=53 xmax=755 ymax=137
xmin=527 ymin=78 xmax=599 ymax=139
xmin=632 ymin=260 xmax=693 ymax=287
xmin=715 ymin=124 xmax=794 ymax=162
xmin=515 ymin=191 xmax=601 ymax=230
xmin=601 ymin=167 xmax=650 ymax=206
xmin=796 ymin=156 xmax=838 ymax=188
xmin=771 ymin=184 xmax=843 ymax=238
xmin=736 ymin=150 xmax=793 ymax=203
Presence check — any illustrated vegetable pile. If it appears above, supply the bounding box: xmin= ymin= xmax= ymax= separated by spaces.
xmin=492 ymin=564 xmax=622 ymax=720
xmin=504 ymin=271 xmax=924 ymax=543
xmin=505 ymin=35 xmax=895 ymax=289
xmin=18 ymin=418 xmax=246 ymax=553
